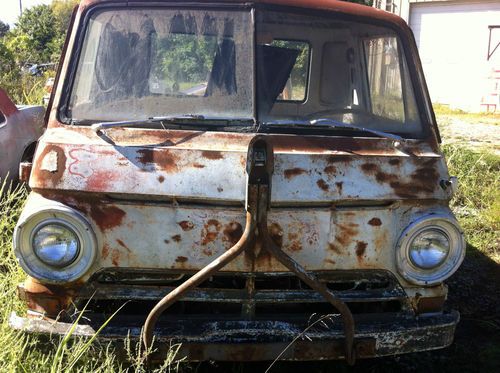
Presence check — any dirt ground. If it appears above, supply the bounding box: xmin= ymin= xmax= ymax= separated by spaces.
xmin=438 ymin=114 xmax=500 ymax=154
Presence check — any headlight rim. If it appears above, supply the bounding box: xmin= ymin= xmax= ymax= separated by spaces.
xmin=14 ymin=204 xmax=97 ymax=284
xmin=396 ymin=213 xmax=465 ymax=286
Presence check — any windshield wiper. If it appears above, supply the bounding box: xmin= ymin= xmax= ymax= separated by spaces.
xmin=261 ymin=118 xmax=405 ymax=144
xmin=91 ymin=115 xmax=253 ymax=133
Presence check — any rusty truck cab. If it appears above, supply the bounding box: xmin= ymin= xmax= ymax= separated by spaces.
xmin=11 ymin=0 xmax=465 ymax=363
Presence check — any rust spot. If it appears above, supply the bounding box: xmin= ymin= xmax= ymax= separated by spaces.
xmin=289 ymin=241 xmax=302 ymax=251
xmin=361 ymin=163 xmax=378 ymax=173
xmin=86 ymin=169 xmax=121 ymax=190
xmin=317 ymin=179 xmax=329 ymax=191
xmin=90 ymin=206 xmax=126 ymax=231
xmin=288 ymin=232 xmax=299 ymax=241
xmin=178 ymin=221 xmax=194 ymax=231
xmin=137 ymin=148 xmax=153 ymax=164
xmin=202 ymin=248 xmax=213 ymax=256
xmin=325 ymin=258 xmax=336 ymax=265
xmin=336 ymin=223 xmax=359 ymax=236
xmin=375 ymin=171 xmax=391 ymax=183
xmin=193 ymin=163 xmax=205 ymax=168
xmin=111 ymin=249 xmax=120 ymax=266
xmin=335 ymin=182 xmax=343 ymax=194
xmin=368 ymin=217 xmax=382 ymax=226
xmin=175 ymin=256 xmax=188 ymax=263
xmin=101 ymin=245 xmax=110 ymax=260
xmin=355 ymin=241 xmax=367 ymax=258
xmin=158 ymin=175 xmax=165 ymax=183
xmin=334 ymin=222 xmax=359 ymax=246
xmin=201 ymin=150 xmax=223 ymax=160
xmin=137 ymin=149 xmax=179 ymax=173
xmin=269 ymin=223 xmax=283 ymax=248
xmin=415 ymin=296 xmax=446 ymax=314
xmin=334 ymin=234 xmax=349 ymax=246
xmin=389 ymin=158 xmax=401 ymax=166
xmin=20 ymin=278 xmax=74 ymax=317
xmin=284 ymin=168 xmax=307 ymax=179
xmin=324 ymin=165 xmax=337 ymax=175
xmin=360 ymin=158 xmax=440 ymax=198
xmin=328 ymin=242 xmax=342 ymax=254
xmin=116 ymin=239 xmax=131 ymax=253
xmin=33 ymin=145 xmax=67 ymax=186
xmin=172 ymin=234 xmax=182 ymax=243
xmin=201 ymin=219 xmax=222 ymax=245
xmin=223 ymin=222 xmax=243 ymax=247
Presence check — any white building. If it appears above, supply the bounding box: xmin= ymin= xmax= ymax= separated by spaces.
xmin=374 ymin=0 xmax=500 ymax=112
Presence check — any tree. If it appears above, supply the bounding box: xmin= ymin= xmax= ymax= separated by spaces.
xmin=0 ymin=20 xmax=9 ymax=38
xmin=15 ymin=4 xmax=57 ymax=63
xmin=51 ymin=0 xmax=79 ymax=36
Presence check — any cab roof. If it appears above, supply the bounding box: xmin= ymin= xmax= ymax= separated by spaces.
xmin=78 ymin=0 xmax=407 ymax=29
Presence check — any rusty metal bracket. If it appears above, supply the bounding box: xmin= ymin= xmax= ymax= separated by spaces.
xmin=142 ymin=136 xmax=356 ymax=364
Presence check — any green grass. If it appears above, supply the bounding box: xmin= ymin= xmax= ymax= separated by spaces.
xmin=442 ymin=144 xmax=500 ymax=262
xmin=434 ymin=103 xmax=500 ymax=125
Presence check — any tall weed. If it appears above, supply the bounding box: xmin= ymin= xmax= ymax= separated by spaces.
xmin=442 ymin=145 xmax=500 ymax=259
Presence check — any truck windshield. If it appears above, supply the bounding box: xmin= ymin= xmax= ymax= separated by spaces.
xmin=67 ymin=8 xmax=254 ymax=122
xmin=66 ymin=7 xmax=424 ymax=138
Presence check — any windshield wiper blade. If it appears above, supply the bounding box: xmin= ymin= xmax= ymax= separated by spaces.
xmin=91 ymin=115 xmax=254 ymax=133
xmin=262 ymin=118 xmax=405 ymax=143
xmin=91 ymin=115 xmax=205 ymax=133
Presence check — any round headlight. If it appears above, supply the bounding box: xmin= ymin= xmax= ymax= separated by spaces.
xmin=396 ymin=214 xmax=465 ymax=286
xmin=33 ymin=224 xmax=80 ymax=267
xmin=409 ymin=229 xmax=449 ymax=269
xmin=14 ymin=202 xmax=97 ymax=284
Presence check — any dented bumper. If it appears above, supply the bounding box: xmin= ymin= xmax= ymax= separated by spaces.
xmin=10 ymin=310 xmax=458 ymax=361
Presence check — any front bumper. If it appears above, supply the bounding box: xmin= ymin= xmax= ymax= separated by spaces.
xmin=10 ymin=310 xmax=459 ymax=361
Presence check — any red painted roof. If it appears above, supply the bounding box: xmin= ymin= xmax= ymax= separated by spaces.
xmin=79 ymin=0 xmax=407 ymax=28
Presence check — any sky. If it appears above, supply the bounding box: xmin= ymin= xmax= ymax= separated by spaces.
xmin=1 ymin=0 xmax=53 ymax=26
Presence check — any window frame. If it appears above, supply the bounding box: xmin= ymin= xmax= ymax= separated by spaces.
xmin=270 ymin=38 xmax=312 ymax=104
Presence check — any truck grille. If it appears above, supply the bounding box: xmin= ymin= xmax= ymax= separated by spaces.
xmin=74 ymin=269 xmax=410 ymax=322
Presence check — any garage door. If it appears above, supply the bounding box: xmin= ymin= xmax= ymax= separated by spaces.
xmin=409 ymin=1 xmax=500 ymax=111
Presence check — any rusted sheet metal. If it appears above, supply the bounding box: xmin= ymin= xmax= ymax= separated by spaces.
xmin=30 ymin=128 xmax=449 ymax=202
xmin=23 ymin=193 xmax=452 ymax=279
xmin=17 ymin=277 xmax=75 ymax=317
xmin=0 ymin=89 xmax=45 ymax=184
xmin=9 ymin=310 xmax=459 ymax=360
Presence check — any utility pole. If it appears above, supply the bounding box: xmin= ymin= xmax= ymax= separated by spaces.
xmin=19 ymin=0 xmax=23 ymax=16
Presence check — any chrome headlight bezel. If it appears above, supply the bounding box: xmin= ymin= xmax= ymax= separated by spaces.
xmin=396 ymin=213 xmax=465 ymax=286
xmin=14 ymin=205 xmax=97 ymax=284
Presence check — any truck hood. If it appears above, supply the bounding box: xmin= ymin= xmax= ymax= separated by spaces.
xmin=30 ymin=126 xmax=450 ymax=204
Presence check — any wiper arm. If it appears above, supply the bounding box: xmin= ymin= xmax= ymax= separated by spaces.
xmin=262 ymin=118 xmax=405 ymax=144
xmin=91 ymin=115 xmax=206 ymax=133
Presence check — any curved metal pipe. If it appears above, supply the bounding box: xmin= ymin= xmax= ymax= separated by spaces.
xmin=143 ymin=210 xmax=256 ymax=352
xmin=258 ymin=221 xmax=356 ymax=365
